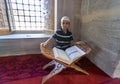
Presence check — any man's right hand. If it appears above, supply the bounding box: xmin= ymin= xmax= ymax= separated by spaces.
xmin=41 ymin=42 xmax=48 ymax=47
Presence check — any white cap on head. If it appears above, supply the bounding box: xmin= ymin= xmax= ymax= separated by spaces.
xmin=61 ymin=16 xmax=70 ymax=23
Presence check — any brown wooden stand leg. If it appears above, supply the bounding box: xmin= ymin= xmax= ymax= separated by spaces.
xmin=43 ymin=60 xmax=56 ymax=70
xmin=41 ymin=61 xmax=65 ymax=84
xmin=71 ymin=63 xmax=89 ymax=75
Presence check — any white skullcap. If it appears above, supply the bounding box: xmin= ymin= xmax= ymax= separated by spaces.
xmin=61 ymin=16 xmax=70 ymax=23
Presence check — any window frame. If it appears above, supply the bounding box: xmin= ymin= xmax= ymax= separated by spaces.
xmin=5 ymin=0 xmax=55 ymax=34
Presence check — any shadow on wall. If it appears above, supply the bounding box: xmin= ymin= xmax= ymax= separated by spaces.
xmin=115 ymin=51 xmax=120 ymax=66
xmin=88 ymin=42 xmax=102 ymax=59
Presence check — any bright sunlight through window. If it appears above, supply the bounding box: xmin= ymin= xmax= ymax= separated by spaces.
xmin=6 ymin=0 xmax=54 ymax=32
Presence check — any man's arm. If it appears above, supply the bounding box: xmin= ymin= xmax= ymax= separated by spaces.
xmin=70 ymin=40 xmax=75 ymax=46
xmin=71 ymin=40 xmax=86 ymax=46
xmin=41 ymin=37 xmax=55 ymax=47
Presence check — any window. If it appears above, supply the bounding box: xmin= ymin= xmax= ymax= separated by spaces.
xmin=5 ymin=0 xmax=54 ymax=33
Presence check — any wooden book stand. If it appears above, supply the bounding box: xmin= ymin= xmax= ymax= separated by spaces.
xmin=40 ymin=41 xmax=92 ymax=84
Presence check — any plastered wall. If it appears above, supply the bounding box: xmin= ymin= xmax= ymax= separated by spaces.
xmin=80 ymin=0 xmax=120 ymax=78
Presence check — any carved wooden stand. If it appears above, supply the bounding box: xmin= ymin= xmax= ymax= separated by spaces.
xmin=40 ymin=41 xmax=91 ymax=84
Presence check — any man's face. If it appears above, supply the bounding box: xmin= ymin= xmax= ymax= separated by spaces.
xmin=61 ymin=20 xmax=70 ymax=30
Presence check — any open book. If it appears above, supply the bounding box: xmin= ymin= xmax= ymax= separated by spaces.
xmin=53 ymin=45 xmax=86 ymax=65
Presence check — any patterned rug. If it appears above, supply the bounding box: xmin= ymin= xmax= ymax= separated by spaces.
xmin=0 ymin=54 xmax=112 ymax=84
xmin=0 ymin=54 xmax=50 ymax=84
xmin=100 ymin=78 xmax=120 ymax=84
xmin=0 ymin=54 xmax=88 ymax=84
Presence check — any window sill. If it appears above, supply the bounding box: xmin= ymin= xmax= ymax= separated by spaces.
xmin=0 ymin=33 xmax=52 ymax=39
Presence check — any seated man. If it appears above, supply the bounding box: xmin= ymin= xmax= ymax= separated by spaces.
xmin=40 ymin=16 xmax=91 ymax=84
xmin=41 ymin=16 xmax=76 ymax=50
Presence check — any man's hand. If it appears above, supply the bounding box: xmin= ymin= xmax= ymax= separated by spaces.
xmin=75 ymin=41 xmax=85 ymax=45
xmin=41 ymin=42 xmax=48 ymax=47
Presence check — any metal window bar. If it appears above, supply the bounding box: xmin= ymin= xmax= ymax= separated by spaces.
xmin=5 ymin=0 xmax=54 ymax=32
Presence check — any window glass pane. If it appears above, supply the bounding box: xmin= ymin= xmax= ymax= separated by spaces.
xmin=25 ymin=16 xmax=30 ymax=21
xmin=31 ymin=22 xmax=36 ymax=27
xmin=15 ymin=22 xmax=19 ymax=27
xmin=19 ymin=16 xmax=24 ymax=21
xmin=17 ymin=4 xmax=23 ymax=10
xmin=18 ymin=10 xmax=24 ymax=15
xmin=30 ymin=11 xmax=35 ymax=16
xmin=36 ymin=17 xmax=40 ymax=21
xmin=7 ymin=0 xmax=54 ymax=32
xmin=13 ymin=10 xmax=18 ymax=15
xmin=14 ymin=16 xmax=19 ymax=21
xmin=24 ymin=5 xmax=29 ymax=10
xmin=25 ymin=22 xmax=30 ymax=26
xmin=16 ymin=0 xmax=22 ymax=4
xmin=19 ymin=22 xmax=25 ymax=26
xmin=36 ymin=6 xmax=40 ymax=11
xmin=31 ymin=17 xmax=35 ymax=22
xmin=36 ymin=12 xmax=41 ymax=16
xmin=30 ymin=0 xmax=35 ymax=5
xmin=35 ymin=1 xmax=40 ymax=5
xmin=30 ymin=6 xmax=35 ymax=11
xmin=24 ymin=11 xmax=29 ymax=16
xmin=21 ymin=23 xmax=25 ymax=27
xmin=12 ymin=3 xmax=17 ymax=9
xmin=23 ymin=0 xmax=29 ymax=4
xmin=11 ymin=0 xmax=16 ymax=3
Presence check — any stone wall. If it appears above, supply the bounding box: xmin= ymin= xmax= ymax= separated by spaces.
xmin=80 ymin=0 xmax=120 ymax=78
xmin=56 ymin=0 xmax=82 ymax=41
xmin=0 ymin=35 xmax=48 ymax=56
xmin=0 ymin=0 xmax=10 ymax=34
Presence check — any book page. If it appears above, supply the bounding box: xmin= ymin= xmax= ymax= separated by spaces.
xmin=65 ymin=46 xmax=86 ymax=61
xmin=53 ymin=47 xmax=70 ymax=62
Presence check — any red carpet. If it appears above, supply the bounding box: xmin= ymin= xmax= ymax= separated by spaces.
xmin=0 ymin=54 xmax=117 ymax=84
xmin=100 ymin=78 xmax=120 ymax=84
